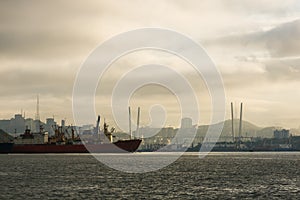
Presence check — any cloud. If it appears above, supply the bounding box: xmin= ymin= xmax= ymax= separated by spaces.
xmin=220 ymin=0 xmax=299 ymax=16
xmin=263 ymin=20 xmax=300 ymax=57
xmin=0 ymin=1 xmax=107 ymax=61
xmin=0 ymin=0 xmax=300 ymax=128
xmin=264 ymin=57 xmax=300 ymax=81
xmin=0 ymin=64 xmax=75 ymax=98
xmin=206 ymin=19 xmax=300 ymax=58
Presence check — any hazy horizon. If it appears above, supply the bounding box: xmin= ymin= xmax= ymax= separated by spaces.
xmin=1 ymin=1 xmax=300 ymax=129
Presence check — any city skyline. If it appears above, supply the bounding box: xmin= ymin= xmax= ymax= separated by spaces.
xmin=0 ymin=1 xmax=300 ymax=129
xmin=0 ymin=105 xmax=299 ymax=132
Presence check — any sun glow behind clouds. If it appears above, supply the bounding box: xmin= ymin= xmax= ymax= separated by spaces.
xmin=0 ymin=0 xmax=300 ymax=128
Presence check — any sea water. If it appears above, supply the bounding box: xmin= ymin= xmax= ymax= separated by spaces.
xmin=0 ymin=152 xmax=299 ymax=199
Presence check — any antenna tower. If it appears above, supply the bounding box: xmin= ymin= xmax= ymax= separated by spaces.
xmin=35 ymin=94 xmax=40 ymax=121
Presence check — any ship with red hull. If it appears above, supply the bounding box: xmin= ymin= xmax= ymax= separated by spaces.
xmin=0 ymin=115 xmax=142 ymax=154
xmin=8 ymin=139 xmax=141 ymax=153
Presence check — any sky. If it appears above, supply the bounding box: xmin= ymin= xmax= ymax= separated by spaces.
xmin=0 ymin=0 xmax=300 ymax=129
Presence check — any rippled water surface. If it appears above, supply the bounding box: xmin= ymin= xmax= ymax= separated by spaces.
xmin=0 ymin=152 xmax=299 ymax=199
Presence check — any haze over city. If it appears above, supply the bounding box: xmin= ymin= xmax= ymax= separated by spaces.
xmin=1 ymin=2 xmax=300 ymax=199
xmin=1 ymin=0 xmax=300 ymax=129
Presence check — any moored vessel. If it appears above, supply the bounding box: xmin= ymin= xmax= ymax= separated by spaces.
xmin=0 ymin=115 xmax=141 ymax=154
xmin=9 ymin=139 xmax=141 ymax=153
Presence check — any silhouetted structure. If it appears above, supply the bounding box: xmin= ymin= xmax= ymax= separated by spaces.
xmin=274 ymin=129 xmax=289 ymax=139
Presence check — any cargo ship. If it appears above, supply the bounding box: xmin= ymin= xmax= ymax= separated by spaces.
xmin=0 ymin=116 xmax=141 ymax=154
xmin=3 ymin=139 xmax=142 ymax=153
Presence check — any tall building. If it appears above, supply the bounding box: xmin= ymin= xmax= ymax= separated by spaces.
xmin=181 ymin=117 xmax=193 ymax=129
xmin=0 ymin=114 xmax=46 ymax=134
xmin=45 ymin=118 xmax=57 ymax=135
xmin=9 ymin=114 xmax=26 ymax=134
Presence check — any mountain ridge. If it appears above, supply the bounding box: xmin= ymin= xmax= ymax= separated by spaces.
xmin=197 ymin=119 xmax=279 ymax=139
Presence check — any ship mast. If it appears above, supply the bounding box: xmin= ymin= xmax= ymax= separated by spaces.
xmin=95 ymin=115 xmax=100 ymax=135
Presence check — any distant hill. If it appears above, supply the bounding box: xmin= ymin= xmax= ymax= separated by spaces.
xmin=0 ymin=129 xmax=14 ymax=143
xmin=257 ymin=127 xmax=278 ymax=138
xmin=197 ymin=119 xmax=275 ymax=139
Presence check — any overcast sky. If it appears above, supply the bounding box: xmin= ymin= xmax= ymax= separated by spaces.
xmin=0 ymin=0 xmax=300 ymax=129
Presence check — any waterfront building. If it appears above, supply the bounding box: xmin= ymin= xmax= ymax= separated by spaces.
xmin=274 ymin=129 xmax=290 ymax=139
